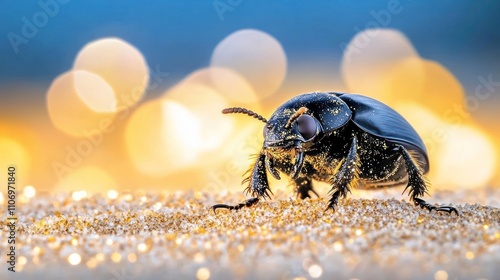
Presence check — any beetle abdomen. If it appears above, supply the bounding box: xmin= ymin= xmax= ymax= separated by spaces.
xmin=333 ymin=92 xmax=429 ymax=173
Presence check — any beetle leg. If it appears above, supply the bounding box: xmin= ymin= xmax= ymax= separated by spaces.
xmin=291 ymin=146 xmax=305 ymax=179
xmin=326 ymin=137 xmax=360 ymax=211
xmin=210 ymin=197 xmax=260 ymax=214
xmin=265 ymin=150 xmax=281 ymax=180
xmin=293 ymin=177 xmax=319 ymax=199
xmin=413 ymin=198 xmax=459 ymax=215
xmin=396 ymin=145 xmax=459 ymax=215
xmin=242 ymin=152 xmax=273 ymax=200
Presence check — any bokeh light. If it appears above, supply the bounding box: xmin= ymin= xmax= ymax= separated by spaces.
xmin=54 ymin=166 xmax=117 ymax=193
xmin=68 ymin=253 xmax=81 ymax=266
xmin=384 ymin=57 xmax=465 ymax=115
xmin=308 ymin=264 xmax=323 ymax=278
xmin=432 ymin=125 xmax=496 ymax=189
xmin=181 ymin=67 xmax=260 ymax=106
xmin=72 ymin=70 xmax=117 ymax=113
xmin=46 ymin=70 xmax=116 ymax=137
xmin=341 ymin=28 xmax=418 ymax=103
xmin=196 ymin=267 xmax=211 ymax=280
xmin=211 ymin=29 xmax=287 ymax=99
xmin=395 ymin=103 xmax=497 ymax=190
xmin=125 ymin=99 xmax=202 ymax=177
xmin=23 ymin=185 xmax=36 ymax=198
xmin=72 ymin=191 xmax=87 ymax=201
xmin=107 ymin=189 xmax=119 ymax=200
xmin=164 ymin=82 xmax=234 ymax=152
xmin=73 ymin=37 xmax=149 ymax=111
xmin=0 ymin=137 xmax=30 ymax=187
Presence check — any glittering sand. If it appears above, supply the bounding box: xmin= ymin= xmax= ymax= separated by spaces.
xmin=2 ymin=188 xmax=500 ymax=280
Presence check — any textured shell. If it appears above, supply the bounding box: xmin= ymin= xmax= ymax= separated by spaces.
xmin=333 ymin=92 xmax=429 ymax=172
xmin=267 ymin=92 xmax=352 ymax=137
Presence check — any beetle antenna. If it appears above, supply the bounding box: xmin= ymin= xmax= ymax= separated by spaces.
xmin=222 ymin=107 xmax=268 ymax=123
xmin=285 ymin=107 xmax=308 ymax=128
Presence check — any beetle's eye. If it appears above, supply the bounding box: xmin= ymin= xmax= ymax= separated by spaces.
xmin=297 ymin=114 xmax=316 ymax=140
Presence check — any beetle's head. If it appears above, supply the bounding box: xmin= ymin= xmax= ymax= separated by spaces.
xmin=222 ymin=106 xmax=322 ymax=179
xmin=263 ymin=107 xmax=323 ymax=149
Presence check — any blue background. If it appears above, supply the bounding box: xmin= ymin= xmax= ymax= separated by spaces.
xmin=1 ymin=0 xmax=499 ymax=98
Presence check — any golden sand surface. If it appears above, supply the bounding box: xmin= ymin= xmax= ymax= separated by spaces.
xmin=1 ymin=188 xmax=499 ymax=280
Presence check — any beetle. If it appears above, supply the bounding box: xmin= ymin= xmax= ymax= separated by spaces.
xmin=211 ymin=92 xmax=458 ymax=215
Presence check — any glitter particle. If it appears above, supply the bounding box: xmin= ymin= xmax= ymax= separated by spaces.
xmin=107 ymin=190 xmax=118 ymax=200
xmin=5 ymin=190 xmax=500 ymax=278
xmin=196 ymin=267 xmax=211 ymax=280
xmin=128 ymin=253 xmax=137 ymax=263
xmin=154 ymin=202 xmax=162 ymax=210
xmin=68 ymin=253 xmax=81 ymax=265
xmin=19 ymin=256 xmax=27 ymax=265
xmin=138 ymin=243 xmax=148 ymax=252
xmin=465 ymin=251 xmax=474 ymax=260
xmin=86 ymin=258 xmax=97 ymax=269
xmin=95 ymin=253 xmax=104 ymax=262
xmin=194 ymin=252 xmax=205 ymax=263
xmin=72 ymin=191 xmax=87 ymax=201
xmin=175 ymin=238 xmax=183 ymax=245
xmin=33 ymin=246 xmax=42 ymax=255
xmin=308 ymin=264 xmax=323 ymax=278
xmin=111 ymin=252 xmax=122 ymax=263
xmin=434 ymin=270 xmax=448 ymax=280
xmin=333 ymin=241 xmax=343 ymax=252
xmin=23 ymin=185 xmax=36 ymax=198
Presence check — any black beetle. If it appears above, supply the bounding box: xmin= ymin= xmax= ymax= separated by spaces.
xmin=211 ymin=92 xmax=458 ymax=215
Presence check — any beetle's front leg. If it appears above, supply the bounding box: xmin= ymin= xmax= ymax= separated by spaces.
xmin=210 ymin=152 xmax=272 ymax=213
xmin=397 ymin=145 xmax=459 ymax=215
xmin=326 ymin=137 xmax=360 ymax=211
xmin=243 ymin=152 xmax=273 ymax=199
xmin=211 ymin=197 xmax=259 ymax=214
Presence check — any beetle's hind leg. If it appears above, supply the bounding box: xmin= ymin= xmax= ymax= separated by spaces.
xmin=211 ymin=197 xmax=259 ymax=214
xmin=293 ymin=177 xmax=319 ymax=199
xmin=397 ymin=146 xmax=459 ymax=215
